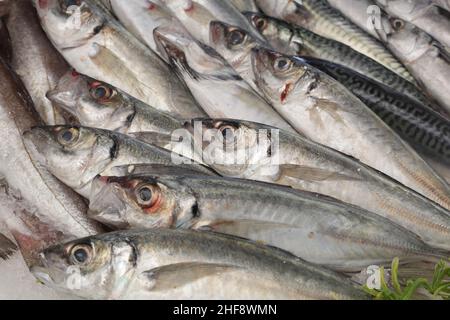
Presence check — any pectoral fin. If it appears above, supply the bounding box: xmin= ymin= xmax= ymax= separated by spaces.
xmin=139 ymin=262 xmax=238 ymax=291
xmin=0 ymin=233 xmax=17 ymax=261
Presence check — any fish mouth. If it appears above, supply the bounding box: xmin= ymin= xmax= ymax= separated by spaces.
xmin=154 ymin=29 xmax=190 ymax=67
xmin=23 ymin=127 xmax=53 ymax=166
xmin=251 ymin=47 xmax=270 ymax=75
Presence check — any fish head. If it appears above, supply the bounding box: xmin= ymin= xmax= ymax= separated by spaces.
xmin=23 ymin=126 xmax=114 ymax=193
xmin=89 ymin=175 xmax=192 ymax=229
xmin=33 ymin=0 xmax=105 ymax=50
xmin=244 ymin=12 xmax=297 ymax=55
xmin=48 ymin=71 xmax=133 ymax=129
xmin=155 ymin=26 xmax=234 ymax=81
xmin=209 ymin=21 xmax=257 ymax=74
xmin=31 ymin=235 xmax=135 ymax=299
xmin=251 ymin=47 xmax=309 ymax=106
xmin=385 ymin=18 xmax=431 ymax=61
xmin=184 ymin=119 xmax=274 ymax=178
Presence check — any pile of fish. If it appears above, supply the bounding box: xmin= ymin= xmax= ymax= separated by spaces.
xmin=0 ymin=0 xmax=449 ymax=300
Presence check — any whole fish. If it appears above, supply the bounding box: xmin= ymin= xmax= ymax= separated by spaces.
xmin=6 ymin=0 xmax=70 ymax=125
xmin=31 ymin=228 xmax=369 ymax=299
xmin=23 ymin=125 xmax=214 ymax=199
xmin=302 ymin=57 xmax=450 ymax=166
xmin=184 ymin=119 xmax=450 ymax=250
xmin=375 ymin=0 xmax=450 ymax=49
xmin=230 ymin=0 xmax=259 ymax=12
xmin=98 ymin=0 xmax=174 ymax=59
xmin=47 ymin=71 xmax=203 ymax=163
xmin=374 ymin=16 xmax=450 ymax=115
xmin=159 ymin=0 xmax=266 ymax=45
xmin=89 ymin=173 xmax=446 ymax=271
xmin=154 ymin=27 xmax=296 ymax=133
xmin=33 ymin=0 xmax=205 ymax=119
xmin=245 ymin=12 xmax=440 ymax=114
xmin=0 ymin=59 xmax=101 ymax=238
xmin=251 ymin=47 xmax=450 ymax=211
xmin=254 ymin=0 xmax=415 ymax=83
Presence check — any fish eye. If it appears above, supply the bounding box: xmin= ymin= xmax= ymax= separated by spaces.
xmin=227 ymin=29 xmax=246 ymax=46
xmin=254 ymin=17 xmax=268 ymax=31
xmin=274 ymin=57 xmax=292 ymax=72
xmin=57 ymin=127 xmax=80 ymax=146
xmin=89 ymin=83 xmax=115 ymax=101
xmin=219 ymin=125 xmax=237 ymax=144
xmin=391 ymin=19 xmax=405 ymax=31
xmin=70 ymin=244 xmax=92 ymax=265
xmin=135 ymin=184 xmax=160 ymax=209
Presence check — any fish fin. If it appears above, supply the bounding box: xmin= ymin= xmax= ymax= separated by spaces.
xmin=0 ymin=233 xmax=17 ymax=261
xmin=88 ymin=43 xmax=148 ymax=98
xmin=432 ymin=40 xmax=450 ymax=64
xmin=128 ymin=132 xmax=173 ymax=147
xmin=277 ymin=164 xmax=361 ymax=183
xmin=139 ymin=262 xmax=238 ymax=291
xmin=310 ymin=98 xmax=347 ymax=125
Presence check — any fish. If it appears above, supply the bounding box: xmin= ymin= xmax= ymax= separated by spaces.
xmin=433 ymin=0 xmax=450 ymax=11
xmin=98 ymin=0 xmax=174 ymax=60
xmin=230 ymin=0 xmax=259 ymax=12
xmin=23 ymin=125 xmax=215 ymax=199
xmin=32 ymin=0 xmax=206 ymax=119
xmin=373 ymin=15 xmax=450 ymax=116
xmin=245 ymin=12 xmax=442 ymax=115
xmin=0 ymin=233 xmax=17 ymax=260
xmin=251 ymin=47 xmax=450 ymax=211
xmin=375 ymin=0 xmax=450 ymax=49
xmin=302 ymin=56 xmax=450 ymax=166
xmin=154 ymin=26 xmax=296 ymax=133
xmin=327 ymin=0 xmax=384 ymax=40
xmin=159 ymin=0 xmax=266 ymax=45
xmin=47 ymin=70 xmax=204 ymax=163
xmin=209 ymin=20 xmax=266 ymax=94
xmin=0 ymin=58 xmax=101 ymax=238
xmin=89 ymin=173 xmax=447 ymax=271
xmin=5 ymin=0 xmax=71 ymax=125
xmin=254 ymin=0 xmax=415 ymax=83
xmin=30 ymin=228 xmax=369 ymax=299
xmin=184 ymin=118 xmax=450 ymax=251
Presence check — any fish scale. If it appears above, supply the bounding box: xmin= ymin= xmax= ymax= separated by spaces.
xmin=304 ymin=57 xmax=450 ymax=165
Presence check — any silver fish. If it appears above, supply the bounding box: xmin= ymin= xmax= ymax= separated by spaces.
xmin=230 ymin=0 xmax=259 ymax=12
xmin=99 ymin=0 xmax=175 ymax=59
xmin=159 ymin=0 xmax=266 ymax=45
xmin=31 ymin=228 xmax=369 ymax=299
xmin=23 ymin=125 xmax=213 ymax=199
xmin=33 ymin=0 xmax=205 ymax=119
xmin=47 ymin=71 xmax=203 ymax=163
xmin=374 ymin=16 xmax=450 ymax=115
xmin=89 ymin=174 xmax=446 ymax=271
xmin=184 ymin=119 xmax=450 ymax=251
xmin=375 ymin=0 xmax=450 ymax=49
xmin=0 ymin=59 xmax=100 ymax=238
xmin=251 ymin=47 xmax=450 ymax=211
xmin=254 ymin=0 xmax=415 ymax=83
xmin=5 ymin=0 xmax=71 ymax=125
xmin=154 ymin=26 xmax=296 ymax=133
